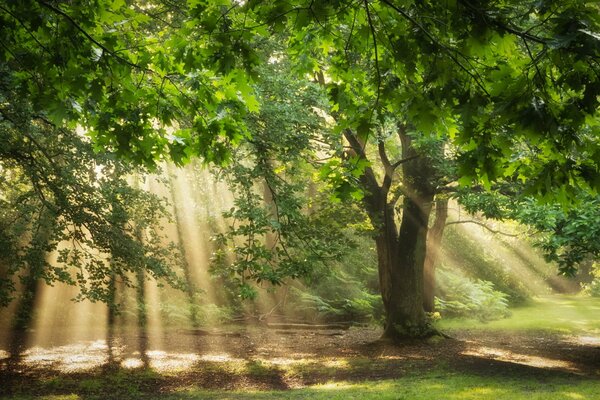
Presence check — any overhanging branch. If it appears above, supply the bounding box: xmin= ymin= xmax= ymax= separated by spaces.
xmin=445 ymin=219 xmax=519 ymax=237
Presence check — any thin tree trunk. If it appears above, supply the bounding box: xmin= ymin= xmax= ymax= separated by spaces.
xmin=9 ymin=213 xmax=52 ymax=361
xmin=166 ymin=165 xmax=200 ymax=327
xmin=423 ymin=198 xmax=448 ymax=312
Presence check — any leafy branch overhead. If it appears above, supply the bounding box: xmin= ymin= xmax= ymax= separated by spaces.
xmin=0 ymin=0 xmax=260 ymax=166
xmin=2 ymin=1 xmax=598 ymax=197
xmin=0 ymin=69 xmax=185 ymax=307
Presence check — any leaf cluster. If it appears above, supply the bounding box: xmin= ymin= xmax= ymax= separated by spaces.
xmin=0 ymin=70 xmax=184 ymax=307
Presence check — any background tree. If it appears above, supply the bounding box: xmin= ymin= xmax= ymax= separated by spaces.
xmin=0 ymin=69 xmax=184 ymax=312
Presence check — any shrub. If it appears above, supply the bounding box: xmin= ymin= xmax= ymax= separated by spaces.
xmin=435 ymin=268 xmax=511 ymax=322
xmin=582 ymin=263 xmax=600 ymax=297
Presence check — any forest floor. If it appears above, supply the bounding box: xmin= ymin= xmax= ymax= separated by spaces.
xmin=0 ymin=295 xmax=599 ymax=399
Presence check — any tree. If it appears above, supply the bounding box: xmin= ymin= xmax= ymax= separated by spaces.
xmin=210 ymin=49 xmax=356 ymax=301
xmin=238 ymin=0 xmax=600 ymax=339
xmin=3 ymin=1 xmax=600 ymax=340
xmin=0 ymin=68 xmax=183 ymax=312
xmin=460 ymin=189 xmax=600 ymax=276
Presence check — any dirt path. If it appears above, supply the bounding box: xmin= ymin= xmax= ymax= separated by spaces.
xmin=0 ymin=325 xmax=599 ymax=396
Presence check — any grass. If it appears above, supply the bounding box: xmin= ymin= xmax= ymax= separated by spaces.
xmin=180 ymin=374 xmax=600 ymax=400
xmin=7 ymin=373 xmax=600 ymax=400
xmin=437 ymin=295 xmax=600 ymax=334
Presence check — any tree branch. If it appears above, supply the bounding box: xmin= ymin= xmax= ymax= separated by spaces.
xmin=363 ymin=0 xmax=381 ymax=111
xmin=379 ymin=0 xmax=491 ymax=96
xmin=343 ymin=129 xmax=380 ymax=193
xmin=35 ymin=0 xmax=149 ymax=72
xmin=445 ymin=219 xmax=519 ymax=237
xmin=458 ymin=0 xmax=548 ymax=45
xmin=391 ymin=154 xmax=419 ymax=169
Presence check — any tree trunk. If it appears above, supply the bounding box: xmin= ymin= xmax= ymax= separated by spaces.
xmin=166 ymin=165 xmax=200 ymax=327
xmin=9 ymin=213 xmax=52 ymax=360
xmin=344 ymin=128 xmax=438 ymax=340
xmin=381 ymin=193 xmax=435 ymax=340
xmin=423 ymin=198 xmax=448 ymax=312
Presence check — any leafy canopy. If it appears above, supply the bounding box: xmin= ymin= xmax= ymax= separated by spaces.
xmin=2 ymin=1 xmax=599 ymax=200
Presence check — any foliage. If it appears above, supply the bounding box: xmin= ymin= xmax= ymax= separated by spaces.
xmin=515 ymin=196 xmax=600 ymax=275
xmin=441 ymin=226 xmax=531 ymax=303
xmin=246 ymin=1 xmax=600 ymax=199
xmin=292 ymin=288 xmax=383 ymax=323
xmin=159 ymin=301 xmax=235 ymax=326
xmin=459 ymin=189 xmax=600 ymax=276
xmin=209 ymin=52 xmax=359 ymax=299
xmin=0 ymin=70 xmax=183 ymax=307
xmin=0 ymin=0 xmax=258 ymax=167
xmin=4 ymin=1 xmax=598 ymax=196
xmin=435 ymin=268 xmax=510 ymax=322
xmin=582 ymin=263 xmax=600 ymax=297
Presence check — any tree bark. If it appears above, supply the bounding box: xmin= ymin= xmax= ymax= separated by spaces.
xmin=344 ymin=127 xmax=438 ymax=340
xmin=381 ymin=138 xmax=436 ymax=339
xmin=423 ymin=198 xmax=448 ymax=312
xmin=379 ymin=193 xmax=434 ymax=340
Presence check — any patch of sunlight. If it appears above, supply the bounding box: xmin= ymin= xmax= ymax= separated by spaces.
xmin=288 ymin=352 xmax=318 ymax=358
xmin=377 ymin=355 xmax=404 ymax=360
xmin=147 ymin=351 xmax=201 ymax=371
xmin=88 ymin=340 xmax=108 ymax=350
xmin=568 ymin=336 xmax=600 ymax=346
xmin=199 ymin=353 xmax=244 ymax=363
xmin=424 ymin=383 xmax=446 ymax=390
xmin=121 ymin=357 xmax=144 ymax=369
xmin=264 ymin=357 xmax=307 ymax=366
xmin=314 ymin=381 xmax=353 ymax=391
xmin=0 ymin=350 xmax=9 ymax=359
xmin=22 ymin=344 xmax=108 ymax=372
xmin=40 ymin=396 xmax=80 ymax=400
xmin=462 ymin=346 xmax=579 ymax=372
xmin=321 ymin=358 xmax=350 ymax=369
xmin=262 ymin=357 xmax=351 ymax=369
xmin=563 ymin=393 xmax=586 ymax=399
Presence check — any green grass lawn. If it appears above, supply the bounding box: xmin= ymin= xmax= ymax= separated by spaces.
xmin=8 ymin=373 xmax=600 ymax=400
xmin=183 ymin=376 xmax=599 ymax=400
xmin=437 ymin=295 xmax=600 ymax=334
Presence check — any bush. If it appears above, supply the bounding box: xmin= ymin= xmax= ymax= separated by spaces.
xmin=582 ymin=263 xmax=600 ymax=297
xmin=435 ymin=268 xmax=511 ymax=322
xmin=290 ymin=285 xmax=383 ymax=323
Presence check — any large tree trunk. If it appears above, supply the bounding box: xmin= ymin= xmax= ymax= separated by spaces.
xmin=379 ymin=194 xmax=434 ymax=340
xmin=344 ymin=128 xmax=437 ymax=340
xmin=423 ymin=198 xmax=448 ymax=312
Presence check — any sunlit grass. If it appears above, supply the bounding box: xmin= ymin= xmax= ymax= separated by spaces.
xmin=437 ymin=295 xmax=600 ymax=334
xmin=169 ymin=375 xmax=600 ymax=400
xmin=6 ymin=372 xmax=600 ymax=400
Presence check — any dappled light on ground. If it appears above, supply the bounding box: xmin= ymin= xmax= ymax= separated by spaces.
xmin=1 ymin=319 xmax=599 ymax=399
xmin=461 ymin=346 xmax=580 ymax=373
xmin=17 ymin=341 xmax=110 ymax=373
xmin=568 ymin=336 xmax=600 ymax=346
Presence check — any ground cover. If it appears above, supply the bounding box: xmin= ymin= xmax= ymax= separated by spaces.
xmin=1 ymin=295 xmax=598 ymax=399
